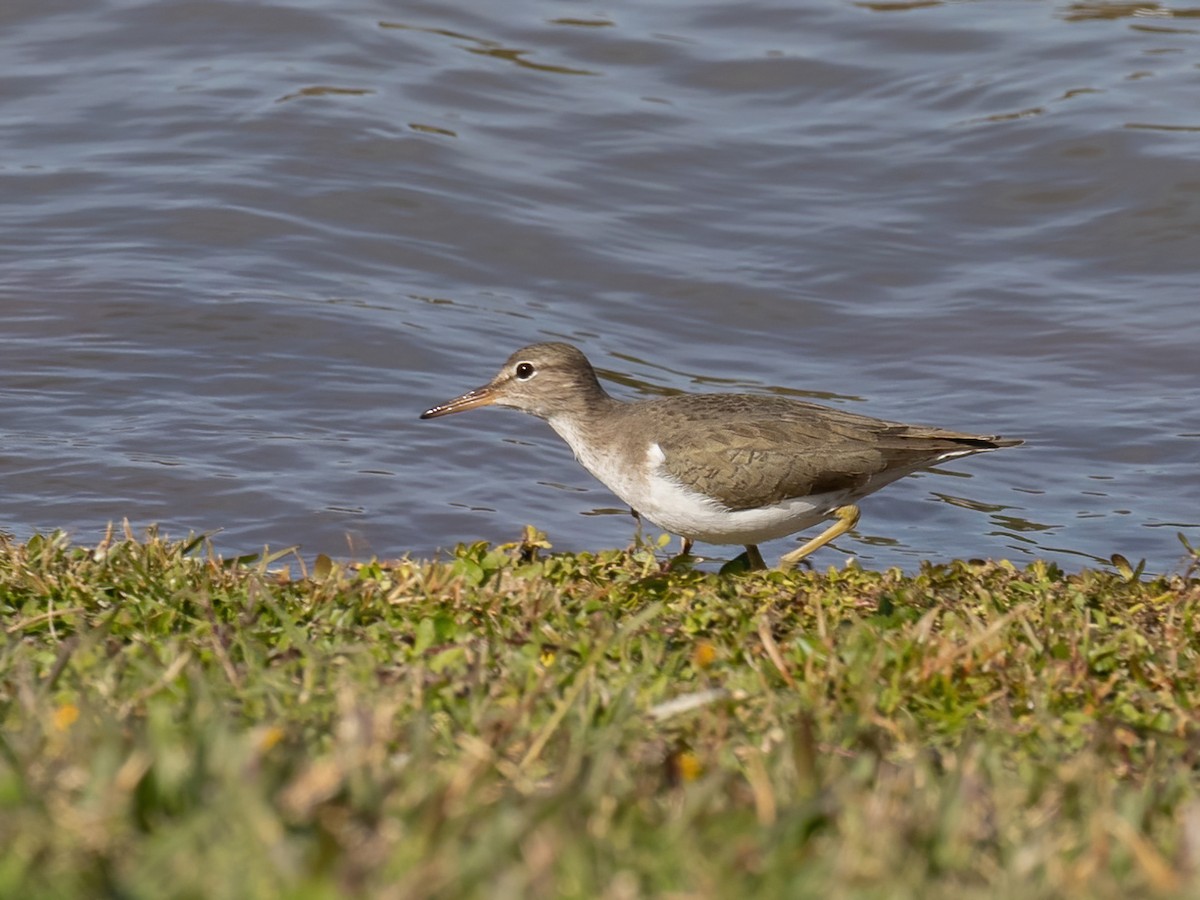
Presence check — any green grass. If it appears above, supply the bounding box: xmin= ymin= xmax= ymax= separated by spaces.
xmin=2 ymin=526 xmax=1199 ymax=898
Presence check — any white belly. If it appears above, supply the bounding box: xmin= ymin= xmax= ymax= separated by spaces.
xmin=547 ymin=418 xmax=842 ymax=546
xmin=635 ymin=450 xmax=845 ymax=544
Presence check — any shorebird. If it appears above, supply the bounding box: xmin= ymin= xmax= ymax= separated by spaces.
xmin=421 ymin=343 xmax=1021 ymax=569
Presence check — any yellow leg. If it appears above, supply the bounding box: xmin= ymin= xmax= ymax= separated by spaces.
xmin=779 ymin=505 xmax=861 ymax=570
xmin=744 ymin=544 xmax=767 ymax=570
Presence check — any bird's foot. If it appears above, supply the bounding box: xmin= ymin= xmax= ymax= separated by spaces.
xmin=661 ymin=537 xmax=696 ymax=572
xmin=716 ymin=544 xmax=766 ymax=576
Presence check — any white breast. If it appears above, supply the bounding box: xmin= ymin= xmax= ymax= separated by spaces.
xmin=547 ymin=414 xmax=649 ymax=510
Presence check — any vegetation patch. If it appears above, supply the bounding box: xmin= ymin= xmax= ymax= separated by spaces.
xmin=2 ymin=527 xmax=1199 ymax=898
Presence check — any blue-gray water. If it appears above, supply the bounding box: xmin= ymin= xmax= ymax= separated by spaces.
xmin=2 ymin=0 xmax=1197 ymax=572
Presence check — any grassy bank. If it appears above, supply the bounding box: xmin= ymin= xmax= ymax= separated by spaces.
xmin=2 ymin=527 xmax=1199 ymax=898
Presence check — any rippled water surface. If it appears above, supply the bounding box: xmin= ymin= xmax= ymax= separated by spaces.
xmin=2 ymin=0 xmax=1197 ymax=571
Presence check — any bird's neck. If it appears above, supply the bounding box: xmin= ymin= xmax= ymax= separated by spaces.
xmin=545 ymin=393 xmax=627 ymax=458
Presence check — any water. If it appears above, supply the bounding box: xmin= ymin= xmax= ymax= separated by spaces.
xmin=1 ymin=0 xmax=1197 ymax=572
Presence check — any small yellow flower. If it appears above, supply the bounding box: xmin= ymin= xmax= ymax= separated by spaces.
xmin=675 ymin=751 xmax=703 ymax=782
xmin=53 ymin=703 xmax=79 ymax=732
xmin=692 ymin=641 xmax=717 ymax=668
xmin=257 ymin=725 xmax=286 ymax=753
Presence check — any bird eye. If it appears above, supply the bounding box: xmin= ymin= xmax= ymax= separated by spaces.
xmin=515 ymin=362 xmax=536 ymax=380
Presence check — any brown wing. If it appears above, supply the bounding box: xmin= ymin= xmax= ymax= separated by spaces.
xmin=644 ymin=395 xmax=1018 ymax=511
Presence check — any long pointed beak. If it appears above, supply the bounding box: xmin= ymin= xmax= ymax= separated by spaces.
xmin=420 ymin=384 xmax=499 ymax=419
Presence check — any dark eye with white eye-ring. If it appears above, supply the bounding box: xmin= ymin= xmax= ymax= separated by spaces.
xmin=514 ymin=361 xmax=536 ymax=380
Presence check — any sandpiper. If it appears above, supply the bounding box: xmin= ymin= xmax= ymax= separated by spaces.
xmin=420 ymin=343 xmax=1021 ymax=569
